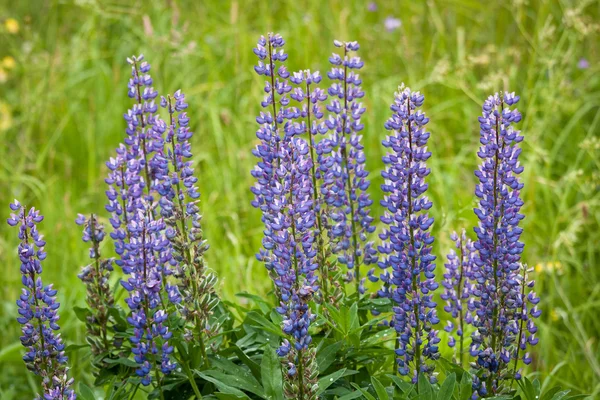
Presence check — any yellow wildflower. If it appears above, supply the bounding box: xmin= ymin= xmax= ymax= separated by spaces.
xmin=4 ymin=18 xmax=19 ymax=34
xmin=2 ymin=56 xmax=16 ymax=70
xmin=550 ymin=309 xmax=559 ymax=322
xmin=0 ymin=68 xmax=7 ymax=83
xmin=0 ymin=102 xmax=13 ymax=131
xmin=534 ymin=261 xmax=564 ymax=274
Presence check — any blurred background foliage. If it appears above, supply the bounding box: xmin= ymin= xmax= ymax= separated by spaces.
xmin=0 ymin=0 xmax=598 ymax=398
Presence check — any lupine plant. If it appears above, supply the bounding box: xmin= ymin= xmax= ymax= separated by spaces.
xmin=75 ymin=214 xmax=115 ymax=357
xmin=322 ymin=40 xmax=376 ymax=296
xmin=8 ymin=201 xmax=76 ymax=399
xmin=377 ymin=85 xmax=440 ymax=383
xmin=469 ymin=92 xmax=540 ymax=397
xmin=252 ymin=33 xmax=319 ymax=399
xmin=441 ymin=229 xmax=476 ymax=368
xmin=8 ymin=33 xmax=582 ymax=400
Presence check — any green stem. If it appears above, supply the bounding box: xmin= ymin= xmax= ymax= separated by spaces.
xmin=129 ymin=383 xmax=140 ymax=400
xmin=154 ymin=364 xmax=165 ymax=400
xmin=338 ymin=46 xmax=361 ymax=296
xmin=297 ymin=349 xmax=305 ymax=400
xmin=457 ymin=237 xmax=465 ymax=367
xmin=305 ymin=81 xmax=329 ymax=302
xmin=405 ymin=97 xmax=421 ymax=379
xmin=181 ymin=357 xmax=203 ymax=399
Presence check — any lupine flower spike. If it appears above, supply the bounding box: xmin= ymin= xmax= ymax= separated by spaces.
xmin=76 ymin=213 xmax=115 ymax=357
xmin=252 ymin=33 xmax=319 ymax=400
xmin=106 ymin=56 xmax=181 ymax=389
xmin=323 ymin=39 xmax=376 ymax=296
xmin=120 ymin=205 xmax=179 ymax=386
xmin=441 ymin=229 xmax=475 ymax=366
xmin=158 ymin=90 xmax=219 ymax=366
xmin=124 ymin=54 xmax=163 ymax=196
xmin=8 ymin=201 xmax=76 ymax=400
xmin=378 ymin=85 xmax=440 ymax=383
xmin=289 ymin=70 xmax=341 ymax=303
xmin=469 ymin=92 xmax=539 ymax=396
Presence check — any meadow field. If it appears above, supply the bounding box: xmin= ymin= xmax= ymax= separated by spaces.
xmin=0 ymin=0 xmax=598 ymax=398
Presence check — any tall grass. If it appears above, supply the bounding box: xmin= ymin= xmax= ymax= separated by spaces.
xmin=0 ymin=0 xmax=598 ymax=398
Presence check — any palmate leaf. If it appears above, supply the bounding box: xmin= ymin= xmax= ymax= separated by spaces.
xmin=350 ymin=382 xmax=377 ymax=400
xmin=316 ymin=340 xmax=344 ymax=372
xmin=371 ymin=376 xmax=391 ymax=399
xmin=261 ymin=345 xmax=283 ymax=400
xmin=317 ymin=368 xmax=356 ymax=395
xmin=78 ymin=382 xmax=96 ymax=400
xmin=219 ymin=345 xmax=262 ymax=381
xmin=416 ymin=372 xmax=434 ymax=400
xmin=436 ymin=373 xmax=456 ymax=400
xmin=196 ymin=371 xmax=250 ymax=398
xmin=245 ymin=311 xmax=283 ymax=337
xmin=208 ymin=357 xmax=264 ymax=396
xmin=458 ymin=369 xmax=473 ymax=400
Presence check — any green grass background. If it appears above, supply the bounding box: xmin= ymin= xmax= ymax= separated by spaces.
xmin=0 ymin=0 xmax=598 ymax=398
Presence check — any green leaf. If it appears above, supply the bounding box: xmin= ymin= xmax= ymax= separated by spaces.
xmin=246 ymin=311 xmax=284 ymax=337
xmin=437 ymin=373 xmax=456 ymax=400
xmin=417 ymin=373 xmax=434 ymax=400
xmin=564 ymin=395 xmax=590 ymax=400
xmin=65 ymin=344 xmax=89 ymax=353
xmin=458 ymin=370 xmax=473 ymax=400
xmin=215 ymin=394 xmax=248 ymax=400
xmin=196 ymin=371 xmax=250 ymax=398
xmin=73 ymin=306 xmax=91 ymax=323
xmin=219 ymin=345 xmax=262 ymax=381
xmin=317 ymin=368 xmax=348 ymax=395
xmin=371 ymin=376 xmax=391 ymax=400
xmin=103 ymin=357 xmax=138 ymax=368
xmin=201 ymin=369 xmax=265 ymax=398
xmin=261 ymin=346 xmax=283 ymax=400
xmin=533 ymin=379 xmax=541 ymax=396
xmin=350 ymin=383 xmax=376 ymax=400
xmin=236 ymin=292 xmax=272 ymax=314
xmin=541 ymin=386 xmax=563 ymax=400
xmin=388 ymin=374 xmax=415 ymax=396
xmin=336 ymin=391 xmax=365 ymax=400
xmin=317 ymin=341 xmax=343 ymax=372
xmin=550 ymin=391 xmax=572 ymax=400
xmin=518 ymin=376 xmax=537 ymax=400
xmin=78 ymin=382 xmax=95 ymax=400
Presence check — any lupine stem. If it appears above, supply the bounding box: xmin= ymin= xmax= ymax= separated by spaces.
xmin=305 ymin=81 xmax=329 ymax=303
xmin=511 ymin=265 xmax=527 ymax=388
xmin=457 ymin=240 xmax=465 ymax=367
xmin=166 ymin=96 xmax=211 ymax=370
xmin=131 ymin=60 xmax=153 ymax=193
xmin=90 ymin=213 xmax=110 ymax=351
xmin=339 ymin=46 xmax=361 ymax=296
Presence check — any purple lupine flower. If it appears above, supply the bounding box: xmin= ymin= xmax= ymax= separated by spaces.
xmin=441 ymin=229 xmax=476 ymax=366
xmin=577 ymin=57 xmax=590 ymax=70
xmin=251 ymin=33 xmax=319 ymax=398
xmin=124 ymin=54 xmax=163 ymax=197
xmin=76 ymin=213 xmax=115 ymax=356
xmin=7 ymin=201 xmax=76 ymax=400
xmin=157 ymin=90 xmax=219 ymax=349
xmin=289 ymin=70 xmax=342 ymax=303
xmin=121 ymin=204 xmax=178 ymax=385
xmin=384 ymin=16 xmax=402 ymax=32
xmin=322 ymin=39 xmax=376 ymax=295
xmin=469 ymin=92 xmax=536 ymax=395
xmin=378 ymin=85 xmax=439 ymax=382
xmin=511 ymin=264 xmax=539 ymax=381
xmin=104 ymin=55 xmax=182 ymax=387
